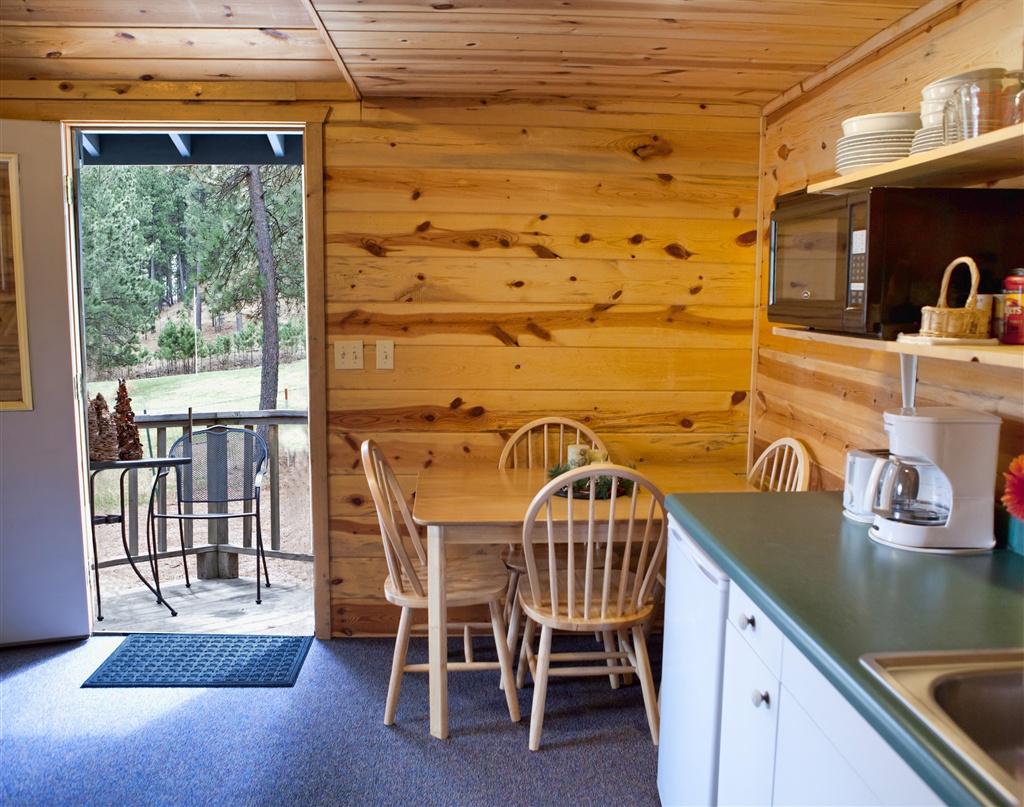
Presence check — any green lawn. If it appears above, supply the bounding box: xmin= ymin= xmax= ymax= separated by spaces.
xmin=88 ymin=358 xmax=309 ymax=416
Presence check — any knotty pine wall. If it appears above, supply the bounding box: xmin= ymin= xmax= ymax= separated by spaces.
xmin=752 ymin=0 xmax=1024 ymax=490
xmin=325 ymin=97 xmax=760 ymax=635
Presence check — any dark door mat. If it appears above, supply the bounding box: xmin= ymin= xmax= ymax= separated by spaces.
xmin=83 ymin=633 xmax=314 ymax=688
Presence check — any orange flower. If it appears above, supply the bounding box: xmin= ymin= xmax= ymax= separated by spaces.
xmin=1003 ymin=455 xmax=1024 ymax=521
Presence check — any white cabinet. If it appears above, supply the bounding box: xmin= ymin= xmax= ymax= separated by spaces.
xmin=717 ymin=622 xmax=780 ymax=807
xmin=774 ymin=688 xmax=880 ymax=806
xmin=778 ymin=641 xmax=942 ymax=807
xmin=708 ymin=581 xmax=942 ymax=807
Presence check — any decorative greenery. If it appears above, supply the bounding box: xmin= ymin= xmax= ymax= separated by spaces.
xmin=548 ymin=462 xmax=634 ymax=499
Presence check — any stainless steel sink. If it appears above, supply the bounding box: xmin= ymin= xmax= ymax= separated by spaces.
xmin=861 ymin=649 xmax=1024 ymax=805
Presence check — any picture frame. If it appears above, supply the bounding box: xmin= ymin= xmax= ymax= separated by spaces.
xmin=0 ymin=152 xmax=32 ymax=411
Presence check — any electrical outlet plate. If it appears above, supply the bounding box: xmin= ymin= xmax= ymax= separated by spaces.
xmin=376 ymin=340 xmax=394 ymax=370
xmin=334 ymin=340 xmax=363 ymax=370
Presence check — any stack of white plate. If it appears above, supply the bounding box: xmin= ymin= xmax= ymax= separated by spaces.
xmin=910 ymin=125 xmax=947 ymax=155
xmin=835 ymin=131 xmax=914 ymax=175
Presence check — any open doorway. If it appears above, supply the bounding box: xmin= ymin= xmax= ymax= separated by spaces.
xmin=70 ymin=128 xmax=314 ymax=636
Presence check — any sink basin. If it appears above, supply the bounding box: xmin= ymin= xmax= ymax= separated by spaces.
xmin=861 ymin=649 xmax=1024 ymax=805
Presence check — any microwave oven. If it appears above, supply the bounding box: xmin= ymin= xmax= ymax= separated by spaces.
xmin=767 ymin=187 xmax=1024 ymax=339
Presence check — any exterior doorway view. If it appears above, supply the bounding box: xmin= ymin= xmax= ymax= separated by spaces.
xmin=74 ymin=129 xmax=313 ymax=636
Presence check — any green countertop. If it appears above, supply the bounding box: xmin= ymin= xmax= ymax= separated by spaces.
xmin=665 ymin=491 xmax=1024 ymax=807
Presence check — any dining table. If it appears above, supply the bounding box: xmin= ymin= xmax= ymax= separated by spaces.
xmin=411 ymin=462 xmax=756 ymax=739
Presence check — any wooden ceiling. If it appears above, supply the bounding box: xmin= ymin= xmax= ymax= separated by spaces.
xmin=310 ymin=0 xmax=937 ymax=102
xmin=0 ymin=0 xmax=344 ymax=82
xmin=0 ymin=0 xmax=939 ymax=103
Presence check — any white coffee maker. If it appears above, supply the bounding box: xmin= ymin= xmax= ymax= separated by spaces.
xmin=868 ymin=407 xmax=1001 ymax=553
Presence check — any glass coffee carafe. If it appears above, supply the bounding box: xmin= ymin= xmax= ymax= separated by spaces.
xmin=872 ymin=455 xmax=952 ymax=526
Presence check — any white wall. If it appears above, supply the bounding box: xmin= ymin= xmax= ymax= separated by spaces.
xmin=0 ymin=119 xmax=91 ymax=645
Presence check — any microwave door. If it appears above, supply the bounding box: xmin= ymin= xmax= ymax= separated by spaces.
xmin=769 ymin=205 xmax=849 ymax=329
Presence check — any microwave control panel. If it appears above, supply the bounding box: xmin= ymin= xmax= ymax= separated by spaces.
xmin=846 ymin=202 xmax=868 ymax=311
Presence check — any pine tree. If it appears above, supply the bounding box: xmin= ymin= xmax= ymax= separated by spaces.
xmin=113 ymin=379 xmax=144 ymax=460
xmin=88 ymin=394 xmax=119 ymax=462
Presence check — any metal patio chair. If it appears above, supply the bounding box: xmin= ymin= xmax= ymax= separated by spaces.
xmin=154 ymin=425 xmax=271 ymax=605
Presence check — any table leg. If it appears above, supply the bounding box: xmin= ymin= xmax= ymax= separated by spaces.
xmin=117 ymin=469 xmax=176 ymax=617
xmin=88 ymin=471 xmax=104 ymax=621
xmin=427 ymin=524 xmax=449 ymax=739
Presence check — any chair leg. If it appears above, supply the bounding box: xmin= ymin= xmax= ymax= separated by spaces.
xmin=516 ymin=617 xmax=536 ymax=689
xmin=255 ymin=511 xmax=264 ymax=605
xmin=488 ymin=600 xmax=521 ymax=723
xmin=503 ymin=569 xmax=520 ymax=623
xmin=384 ymin=607 xmax=413 ymax=726
xmin=506 ymin=589 xmax=523 ymax=653
xmin=257 ymin=502 xmax=270 ymax=587
xmin=618 ymin=630 xmax=634 ymax=686
xmin=177 ymin=517 xmax=191 ymax=588
xmin=632 ymin=624 xmax=660 ymax=745
xmin=602 ymin=631 xmax=620 ymax=690
xmin=463 ymin=624 xmax=474 ymax=663
xmin=528 ymin=624 xmax=553 ymax=751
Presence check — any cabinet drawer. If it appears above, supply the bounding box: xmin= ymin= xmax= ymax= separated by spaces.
xmin=727 ymin=583 xmax=784 ymax=677
xmin=717 ymin=622 xmax=780 ymax=807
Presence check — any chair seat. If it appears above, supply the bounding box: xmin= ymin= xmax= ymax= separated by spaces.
xmin=384 ymin=553 xmax=510 ymax=608
xmin=517 ymin=568 xmax=654 ymax=631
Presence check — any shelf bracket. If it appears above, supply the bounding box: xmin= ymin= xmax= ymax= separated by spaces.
xmin=899 ymin=353 xmax=918 ymax=409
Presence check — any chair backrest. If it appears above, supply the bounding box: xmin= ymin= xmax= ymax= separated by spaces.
xmin=748 ymin=437 xmax=810 ymax=492
xmin=168 ymin=425 xmax=267 ymax=504
xmin=498 ymin=417 xmax=609 ymax=470
xmin=521 ymin=464 xmax=667 ymax=624
xmin=361 ymin=440 xmax=427 ymax=597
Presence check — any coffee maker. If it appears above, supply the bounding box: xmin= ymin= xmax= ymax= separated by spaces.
xmin=868 ymin=407 xmax=1001 ymax=553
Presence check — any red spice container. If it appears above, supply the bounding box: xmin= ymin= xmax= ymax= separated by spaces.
xmin=1002 ymin=269 xmax=1024 ymax=344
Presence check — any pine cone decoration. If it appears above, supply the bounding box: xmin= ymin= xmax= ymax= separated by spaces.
xmin=89 ymin=394 xmax=119 ymax=462
xmin=114 ymin=379 xmax=144 ymax=460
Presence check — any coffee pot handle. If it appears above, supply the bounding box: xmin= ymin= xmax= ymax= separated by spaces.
xmin=868 ymin=457 xmax=896 ymax=514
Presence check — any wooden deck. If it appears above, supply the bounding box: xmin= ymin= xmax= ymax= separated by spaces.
xmin=93 ymin=577 xmax=314 ymax=635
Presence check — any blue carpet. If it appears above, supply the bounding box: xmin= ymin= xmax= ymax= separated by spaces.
xmin=1 ymin=634 xmax=661 ymax=806
xmin=82 ymin=634 xmax=313 ymax=688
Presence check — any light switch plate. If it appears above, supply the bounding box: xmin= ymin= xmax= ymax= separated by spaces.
xmin=376 ymin=340 xmax=394 ymax=370
xmin=334 ymin=340 xmax=363 ymax=370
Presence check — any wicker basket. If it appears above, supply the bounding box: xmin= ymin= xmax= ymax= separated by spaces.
xmin=919 ymin=256 xmax=991 ymax=338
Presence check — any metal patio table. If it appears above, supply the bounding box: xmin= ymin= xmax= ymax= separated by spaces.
xmin=88 ymin=457 xmax=192 ymax=619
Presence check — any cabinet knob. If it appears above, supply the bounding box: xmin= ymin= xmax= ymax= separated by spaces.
xmin=751 ymin=690 xmax=771 ymax=708
xmin=739 ymin=613 xmax=756 ymax=631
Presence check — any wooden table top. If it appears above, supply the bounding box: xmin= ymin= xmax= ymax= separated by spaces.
xmin=412 ymin=463 xmax=755 ymax=527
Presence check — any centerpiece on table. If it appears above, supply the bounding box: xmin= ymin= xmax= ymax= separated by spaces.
xmin=548 ymin=444 xmax=634 ymax=499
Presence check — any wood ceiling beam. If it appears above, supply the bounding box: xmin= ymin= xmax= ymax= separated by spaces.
xmin=297 ymin=0 xmax=362 ymax=100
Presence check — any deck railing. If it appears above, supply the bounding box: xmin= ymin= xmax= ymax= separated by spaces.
xmin=95 ymin=409 xmax=312 ymax=570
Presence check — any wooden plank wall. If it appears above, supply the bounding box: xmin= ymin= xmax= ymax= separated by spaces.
xmin=325 ymin=96 xmax=760 ymax=635
xmin=752 ymin=0 xmax=1024 ymax=490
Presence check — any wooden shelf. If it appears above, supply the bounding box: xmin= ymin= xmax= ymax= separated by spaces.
xmin=807 ymin=124 xmax=1024 ymax=194
xmin=772 ymin=326 xmax=1024 ymax=369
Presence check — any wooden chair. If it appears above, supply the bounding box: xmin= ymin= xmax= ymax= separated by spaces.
xmin=360 ymin=440 xmax=521 ymax=728
xmin=516 ymin=463 xmax=666 ymax=750
xmin=497 ymin=417 xmax=609 ymax=656
xmin=749 ymin=437 xmax=811 ymax=492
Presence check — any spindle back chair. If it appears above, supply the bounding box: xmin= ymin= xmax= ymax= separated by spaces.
xmin=748 ymin=437 xmax=811 ymax=492
xmin=361 ymin=440 xmax=521 ymax=729
xmin=517 ymin=463 xmax=666 ymax=750
xmin=498 ymin=417 xmax=608 ymax=470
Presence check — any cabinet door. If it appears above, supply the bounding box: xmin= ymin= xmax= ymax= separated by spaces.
xmin=717 ymin=623 xmax=780 ymax=807
xmin=774 ymin=685 xmax=880 ymax=806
